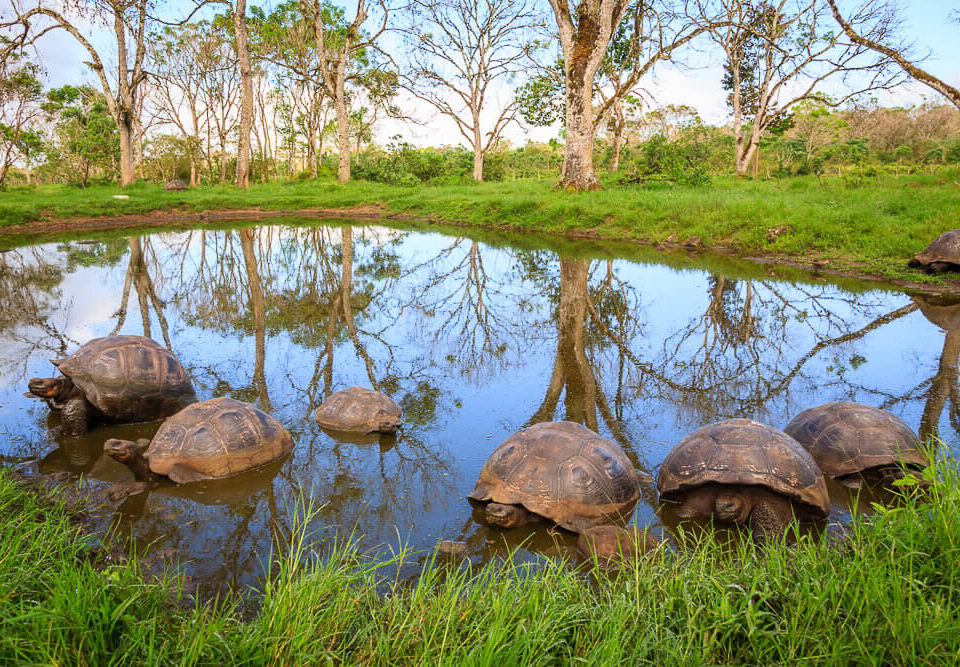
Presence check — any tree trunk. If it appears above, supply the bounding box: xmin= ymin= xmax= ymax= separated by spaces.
xmin=308 ymin=130 xmax=318 ymax=179
xmin=920 ymin=329 xmax=960 ymax=441
xmin=334 ymin=77 xmax=351 ymax=183
xmin=118 ymin=113 xmax=136 ymax=186
xmin=219 ymin=135 xmax=228 ymax=184
xmin=560 ymin=64 xmax=600 ymax=191
xmin=610 ymin=125 xmax=623 ymax=173
xmin=189 ymin=160 xmax=198 ymax=187
xmin=472 ymin=149 xmax=484 ymax=181
xmin=233 ymin=0 xmax=253 ymax=189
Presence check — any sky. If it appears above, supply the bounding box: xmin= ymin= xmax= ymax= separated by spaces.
xmin=2 ymin=0 xmax=958 ymax=148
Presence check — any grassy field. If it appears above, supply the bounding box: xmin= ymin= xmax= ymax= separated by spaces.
xmin=2 ymin=458 xmax=959 ymax=664
xmin=2 ymin=172 xmax=959 ymax=282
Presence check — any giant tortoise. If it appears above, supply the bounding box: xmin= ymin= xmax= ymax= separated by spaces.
xmin=657 ymin=419 xmax=829 ymax=541
xmin=104 ymin=397 xmax=294 ymax=489
xmin=784 ymin=401 xmax=924 ymax=488
xmin=28 ymin=335 xmax=195 ymax=435
xmin=468 ymin=421 xmax=643 ymax=533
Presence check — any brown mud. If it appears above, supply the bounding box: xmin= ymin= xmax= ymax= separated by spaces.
xmin=1 ymin=206 xmax=957 ymax=295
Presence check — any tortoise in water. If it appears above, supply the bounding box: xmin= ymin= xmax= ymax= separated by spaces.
xmin=314 ymin=387 xmax=401 ymax=434
xmin=784 ymin=402 xmax=924 ymax=489
xmin=657 ymin=419 xmax=829 ymax=541
xmin=468 ymin=421 xmax=643 ymax=533
xmin=28 ymin=335 xmax=195 ymax=435
xmin=909 ymin=230 xmax=960 ymax=273
xmin=576 ymin=525 xmax=660 ymax=569
xmin=104 ymin=397 xmax=294 ymax=488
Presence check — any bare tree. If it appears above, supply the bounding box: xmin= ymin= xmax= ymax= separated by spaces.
xmin=827 ymin=0 xmax=960 ymax=110
xmin=712 ymin=0 xmax=903 ymax=178
xmin=547 ymin=0 xmax=720 ymax=191
xmin=400 ymin=0 xmax=541 ymax=181
xmin=150 ymin=24 xmax=210 ymax=186
xmin=3 ymin=0 xmax=151 ymax=186
xmin=301 ymin=0 xmax=389 ymax=183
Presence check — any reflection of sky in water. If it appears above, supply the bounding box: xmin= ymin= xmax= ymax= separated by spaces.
xmin=0 ymin=222 xmax=953 ymax=595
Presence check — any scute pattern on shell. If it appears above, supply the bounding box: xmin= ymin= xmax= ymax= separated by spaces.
xmin=784 ymin=402 xmax=923 ymax=480
xmin=55 ymin=335 xmax=195 ymax=421
xmin=314 ymin=387 xmax=401 ymax=433
xmin=468 ymin=421 xmax=641 ymax=533
xmin=657 ymin=419 xmax=829 ymax=520
xmin=146 ymin=397 xmax=294 ymax=483
xmin=914 ymin=229 xmax=960 ymax=267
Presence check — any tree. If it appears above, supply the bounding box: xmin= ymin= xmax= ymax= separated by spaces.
xmin=256 ymin=1 xmax=329 ymax=178
xmin=3 ymin=0 xmax=150 ymax=186
xmin=827 ymin=0 xmax=960 ymax=110
xmin=400 ymin=0 xmax=541 ymax=181
xmin=43 ymin=86 xmax=120 ymax=187
xmin=711 ymin=0 xmax=903 ymax=178
xmin=150 ymin=24 xmax=210 ymax=186
xmin=0 ymin=57 xmax=44 ymax=185
xmin=301 ymin=0 xmax=390 ymax=183
xmin=546 ymin=0 xmax=719 ymax=190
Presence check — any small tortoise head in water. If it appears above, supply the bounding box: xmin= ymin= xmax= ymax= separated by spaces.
xmin=28 ymin=376 xmax=75 ymax=401
xmin=104 ymin=438 xmax=156 ymax=482
xmin=484 ymin=502 xmax=538 ymax=528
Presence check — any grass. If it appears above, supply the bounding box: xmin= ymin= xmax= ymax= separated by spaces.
xmin=2 ymin=171 xmax=960 ymax=282
xmin=2 ymin=456 xmax=960 ymax=664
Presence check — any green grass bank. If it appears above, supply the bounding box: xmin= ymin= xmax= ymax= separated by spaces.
xmin=2 ymin=460 xmax=959 ymax=664
xmin=2 ymin=173 xmax=959 ymax=283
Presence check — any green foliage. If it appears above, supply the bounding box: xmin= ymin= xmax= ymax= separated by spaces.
xmin=41 ymin=86 xmax=118 ymax=187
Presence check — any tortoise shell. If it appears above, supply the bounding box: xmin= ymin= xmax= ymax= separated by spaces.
xmin=784 ymin=402 xmax=923 ymax=480
xmin=913 ymin=230 xmax=960 ymax=268
xmin=145 ymin=397 xmax=294 ymax=483
xmin=55 ymin=335 xmax=194 ymax=421
xmin=468 ymin=421 xmax=641 ymax=533
xmin=913 ymin=294 xmax=960 ymax=332
xmin=657 ymin=419 xmax=829 ymax=520
xmin=314 ymin=387 xmax=401 ymax=433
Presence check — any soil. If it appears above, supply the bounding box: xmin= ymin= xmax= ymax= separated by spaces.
xmin=1 ymin=206 xmax=958 ymax=296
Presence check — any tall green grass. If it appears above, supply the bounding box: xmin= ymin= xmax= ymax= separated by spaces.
xmin=1 ymin=458 xmax=959 ymax=664
xmin=2 ymin=172 xmax=960 ymax=281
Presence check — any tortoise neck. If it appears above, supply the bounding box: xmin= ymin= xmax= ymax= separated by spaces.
xmin=125 ymin=450 xmax=156 ymax=483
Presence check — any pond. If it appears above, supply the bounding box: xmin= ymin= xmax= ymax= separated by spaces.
xmin=1 ymin=220 xmax=957 ymax=595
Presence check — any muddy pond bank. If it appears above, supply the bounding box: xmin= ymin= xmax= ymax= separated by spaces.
xmin=0 ymin=207 xmax=957 ymax=294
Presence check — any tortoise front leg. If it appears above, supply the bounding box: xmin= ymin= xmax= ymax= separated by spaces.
xmin=60 ymin=397 xmax=91 ymax=436
xmin=748 ymin=491 xmax=795 ymax=544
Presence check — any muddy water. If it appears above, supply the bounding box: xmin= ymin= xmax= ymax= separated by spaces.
xmin=0 ymin=221 xmax=956 ymax=594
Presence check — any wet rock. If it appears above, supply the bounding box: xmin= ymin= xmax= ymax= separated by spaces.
xmin=106 ymin=481 xmax=151 ymax=504
xmin=665 ymin=233 xmax=679 ymax=244
xmin=683 ymin=236 xmax=703 ymax=249
xmin=766 ymin=225 xmax=792 ymax=242
xmin=437 ymin=540 xmax=467 ymax=557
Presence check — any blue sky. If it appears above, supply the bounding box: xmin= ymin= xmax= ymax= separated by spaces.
xmin=2 ymin=0 xmax=957 ymax=146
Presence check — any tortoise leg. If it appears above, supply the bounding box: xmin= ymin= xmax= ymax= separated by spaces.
xmin=747 ymin=491 xmax=795 ymax=544
xmin=927 ymin=262 xmax=954 ymax=274
xmin=60 ymin=397 xmax=91 ymax=436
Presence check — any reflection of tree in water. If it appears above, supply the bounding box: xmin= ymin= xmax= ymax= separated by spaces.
xmin=111 ymin=237 xmax=172 ymax=346
xmin=650 ymin=275 xmax=918 ymax=422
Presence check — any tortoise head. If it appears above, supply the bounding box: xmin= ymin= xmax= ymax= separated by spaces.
xmin=714 ymin=490 xmax=751 ymax=524
xmin=28 ymin=376 xmax=72 ymax=400
xmin=104 ymin=438 xmax=156 ymax=483
xmin=104 ymin=439 xmax=141 ymax=463
xmin=374 ymin=409 xmax=401 ymax=434
xmin=484 ymin=502 xmax=533 ymax=528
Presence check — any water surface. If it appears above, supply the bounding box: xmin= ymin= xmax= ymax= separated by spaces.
xmin=1 ymin=220 xmax=955 ymax=594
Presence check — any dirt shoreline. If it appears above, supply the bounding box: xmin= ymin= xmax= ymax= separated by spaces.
xmin=1 ymin=206 xmax=956 ymax=295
